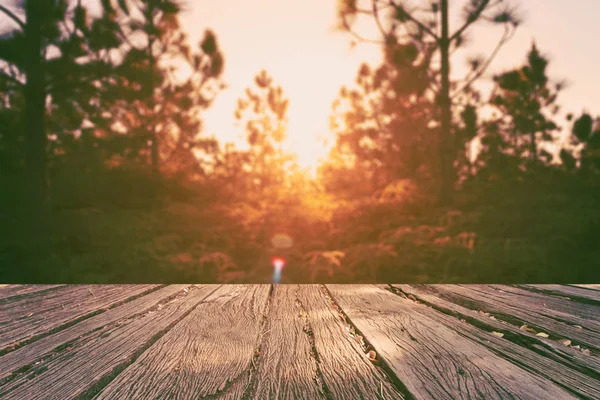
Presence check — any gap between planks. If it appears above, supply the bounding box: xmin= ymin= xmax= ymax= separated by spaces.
xmin=387 ymin=284 xmax=600 ymax=400
xmin=0 ymin=285 xmax=221 ymax=400
xmin=0 ymin=285 xmax=67 ymax=301
xmin=428 ymin=285 xmax=600 ymax=354
xmin=94 ymin=285 xmax=407 ymax=400
xmin=94 ymin=285 xmax=271 ymax=400
xmin=0 ymin=285 xmax=191 ymax=379
xmin=0 ymin=285 xmax=162 ymax=354
xmin=326 ymin=284 xmax=578 ymax=400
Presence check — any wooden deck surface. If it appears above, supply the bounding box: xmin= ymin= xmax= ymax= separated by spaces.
xmin=0 ymin=284 xmax=598 ymax=399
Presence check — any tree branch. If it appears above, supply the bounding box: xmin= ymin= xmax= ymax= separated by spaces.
xmin=340 ymin=12 xmax=385 ymax=45
xmin=0 ymin=5 xmax=25 ymax=31
xmin=372 ymin=0 xmax=389 ymax=39
xmin=450 ymin=0 xmax=491 ymax=42
xmin=388 ymin=1 xmax=439 ymax=41
xmin=451 ymin=23 xmax=516 ymax=99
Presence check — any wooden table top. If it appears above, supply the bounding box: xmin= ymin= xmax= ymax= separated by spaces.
xmin=0 ymin=284 xmax=599 ymax=399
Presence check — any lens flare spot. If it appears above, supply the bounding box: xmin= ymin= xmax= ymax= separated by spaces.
xmin=271 ymin=234 xmax=293 ymax=249
xmin=272 ymin=257 xmax=286 ymax=269
xmin=272 ymin=257 xmax=286 ymax=284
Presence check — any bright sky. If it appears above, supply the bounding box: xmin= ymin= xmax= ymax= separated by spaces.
xmin=1 ymin=1 xmax=598 ymax=170
xmin=178 ymin=0 xmax=380 ymax=171
xmin=179 ymin=0 xmax=599 ymax=171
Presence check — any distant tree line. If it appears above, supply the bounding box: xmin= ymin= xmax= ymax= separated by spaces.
xmin=1 ymin=0 xmax=599 ymax=282
xmin=321 ymin=0 xmax=600 ymax=199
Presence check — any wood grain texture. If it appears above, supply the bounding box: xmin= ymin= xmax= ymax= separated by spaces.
xmin=489 ymin=285 xmax=600 ymax=331
xmin=392 ymin=284 xmax=600 ymax=399
xmin=250 ymin=285 xmax=323 ymax=400
xmin=0 ymin=284 xmax=597 ymax=399
xmin=296 ymin=285 xmax=405 ymax=400
xmin=327 ymin=284 xmax=576 ymax=400
xmin=430 ymin=285 xmax=600 ymax=353
xmin=0 ymin=285 xmax=66 ymax=301
xmin=0 ymin=285 xmax=219 ymax=400
xmin=520 ymin=284 xmax=600 ymax=304
xmin=94 ymin=285 xmax=270 ymax=400
xmin=572 ymin=284 xmax=600 ymax=291
xmin=0 ymin=285 xmax=190 ymax=379
xmin=0 ymin=284 xmax=158 ymax=352
xmin=395 ymin=284 xmax=600 ymax=370
xmin=252 ymin=285 xmax=402 ymax=399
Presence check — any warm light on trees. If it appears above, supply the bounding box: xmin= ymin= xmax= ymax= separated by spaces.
xmin=233 ymin=70 xmax=296 ymax=191
xmin=336 ymin=0 xmax=521 ymax=204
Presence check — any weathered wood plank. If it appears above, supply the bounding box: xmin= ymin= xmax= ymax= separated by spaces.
xmin=0 ymin=284 xmax=190 ymax=379
xmin=519 ymin=284 xmax=600 ymax=304
xmin=0 ymin=285 xmax=220 ymax=400
xmin=392 ymin=284 xmax=600 ymax=399
xmin=397 ymin=284 xmax=600 ymax=370
xmin=295 ymin=285 xmax=405 ymax=400
xmin=0 ymin=284 xmax=159 ymax=352
xmin=431 ymin=285 xmax=600 ymax=353
xmin=0 ymin=285 xmax=66 ymax=301
xmin=251 ymin=285 xmax=323 ymax=400
xmin=490 ymin=285 xmax=600 ymax=331
xmin=96 ymin=285 xmax=405 ymax=400
xmin=327 ymin=284 xmax=576 ymax=400
xmin=572 ymin=284 xmax=600 ymax=291
xmin=251 ymin=285 xmax=404 ymax=399
xmin=94 ymin=285 xmax=269 ymax=400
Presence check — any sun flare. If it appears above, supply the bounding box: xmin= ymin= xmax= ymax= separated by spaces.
xmin=284 ymin=122 xmax=331 ymax=176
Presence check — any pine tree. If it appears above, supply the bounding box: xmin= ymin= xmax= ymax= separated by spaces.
xmin=325 ymin=52 xmax=436 ymax=195
xmin=336 ymin=0 xmax=521 ymax=204
xmin=569 ymin=113 xmax=600 ymax=173
xmin=490 ymin=43 xmax=562 ymax=166
xmin=0 ymin=0 xmax=86 ymax=258
xmin=89 ymin=0 xmax=224 ymax=174
xmin=233 ymin=70 xmax=294 ymax=191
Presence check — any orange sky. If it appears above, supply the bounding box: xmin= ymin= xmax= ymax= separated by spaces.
xmin=179 ymin=0 xmax=599 ymax=171
xmin=178 ymin=0 xmax=380 ymax=172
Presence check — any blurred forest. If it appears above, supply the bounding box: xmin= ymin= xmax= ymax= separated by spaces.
xmin=1 ymin=0 xmax=599 ymax=283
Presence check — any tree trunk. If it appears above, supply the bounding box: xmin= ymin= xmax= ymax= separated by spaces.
xmin=148 ymin=37 xmax=159 ymax=174
xmin=24 ymin=0 xmax=49 ymax=271
xmin=439 ymin=0 xmax=453 ymax=205
xmin=530 ymin=131 xmax=537 ymax=162
xmin=146 ymin=4 xmax=159 ymax=174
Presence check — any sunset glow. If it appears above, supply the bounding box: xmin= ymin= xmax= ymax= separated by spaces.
xmin=175 ymin=0 xmax=598 ymax=172
xmin=177 ymin=0 xmax=381 ymax=171
xmin=1 ymin=0 xmax=599 ymax=289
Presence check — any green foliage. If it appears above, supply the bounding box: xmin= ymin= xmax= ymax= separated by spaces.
xmin=318 ymin=174 xmax=600 ymax=283
xmin=1 ymin=1 xmax=600 ymax=285
xmin=573 ymin=113 xmax=594 ymax=142
xmin=322 ymin=55 xmax=436 ymax=196
xmin=0 ymin=162 xmax=250 ymax=283
xmin=568 ymin=113 xmax=600 ymax=172
xmin=488 ymin=43 xmax=561 ymax=164
xmin=336 ymin=0 xmax=522 ymax=203
xmin=91 ymin=2 xmax=225 ymax=174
